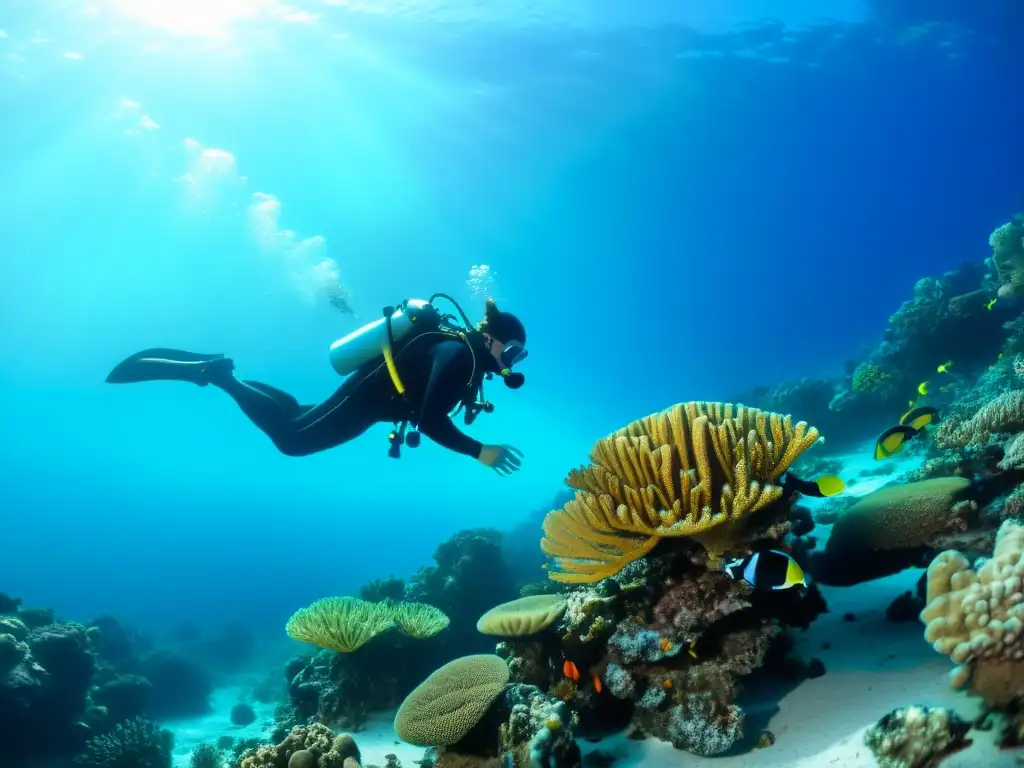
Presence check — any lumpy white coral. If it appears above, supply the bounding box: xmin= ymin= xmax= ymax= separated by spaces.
xmin=920 ymin=518 xmax=1024 ymax=703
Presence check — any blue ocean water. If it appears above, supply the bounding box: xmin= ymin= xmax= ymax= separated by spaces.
xmin=0 ymin=0 xmax=1020 ymax=646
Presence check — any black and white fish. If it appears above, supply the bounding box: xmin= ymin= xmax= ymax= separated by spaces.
xmin=723 ymin=549 xmax=807 ymax=591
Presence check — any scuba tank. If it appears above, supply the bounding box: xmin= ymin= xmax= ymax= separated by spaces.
xmin=328 ymin=298 xmax=437 ymax=376
xmin=328 ymin=293 xmax=524 ymax=458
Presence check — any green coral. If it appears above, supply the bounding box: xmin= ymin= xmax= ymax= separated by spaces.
xmin=285 ymin=596 xmax=450 ymax=653
xmin=851 ymin=362 xmax=894 ymax=394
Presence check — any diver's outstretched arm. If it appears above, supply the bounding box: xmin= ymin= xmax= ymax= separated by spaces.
xmin=417 ymin=344 xmax=483 ymax=458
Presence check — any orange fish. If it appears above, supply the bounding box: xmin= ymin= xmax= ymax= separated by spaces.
xmin=592 ymin=675 xmax=603 ymax=694
xmin=562 ymin=660 xmax=579 ymax=681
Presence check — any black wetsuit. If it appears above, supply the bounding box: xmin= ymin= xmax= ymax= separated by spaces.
xmin=216 ymin=335 xmax=498 ymax=458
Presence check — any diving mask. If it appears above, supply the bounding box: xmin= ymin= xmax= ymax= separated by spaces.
xmin=500 ymin=340 xmax=528 ymax=369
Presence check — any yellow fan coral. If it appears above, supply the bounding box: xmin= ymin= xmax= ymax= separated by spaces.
xmin=541 ymin=495 xmax=662 ymax=584
xmin=388 ymin=601 xmax=451 ymax=639
xmin=542 ymin=401 xmax=822 ymax=583
xmin=286 ymin=596 xmax=395 ymax=653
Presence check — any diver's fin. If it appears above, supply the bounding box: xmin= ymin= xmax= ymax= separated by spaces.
xmin=243 ymin=381 xmax=309 ymax=416
xmin=105 ymin=348 xmax=233 ymax=386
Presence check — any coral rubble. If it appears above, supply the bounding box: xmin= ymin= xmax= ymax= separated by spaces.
xmin=863 ymin=705 xmax=971 ymax=768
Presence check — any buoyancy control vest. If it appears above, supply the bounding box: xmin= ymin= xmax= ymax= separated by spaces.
xmin=327 ymin=294 xmax=519 ymax=457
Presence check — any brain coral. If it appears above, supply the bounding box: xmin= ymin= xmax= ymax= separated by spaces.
xmin=476 ymin=595 xmax=567 ymax=637
xmin=825 ymin=477 xmax=972 ymax=552
xmin=394 ymin=654 xmax=510 ymax=747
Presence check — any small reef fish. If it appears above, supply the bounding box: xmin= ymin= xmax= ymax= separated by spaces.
xmin=562 ymin=660 xmax=603 ymax=695
xmin=873 ymin=407 xmax=940 ymax=460
xmin=874 ymin=425 xmax=919 ymax=460
xmin=987 ymin=298 xmax=998 ymax=310
xmin=723 ymin=549 xmax=807 ymax=591
xmin=900 ymin=405 xmax=940 ymax=431
xmin=780 ymin=472 xmax=846 ymax=498
xmin=917 ymin=381 xmax=930 ymax=396
xmin=937 ymin=360 xmax=953 ymax=374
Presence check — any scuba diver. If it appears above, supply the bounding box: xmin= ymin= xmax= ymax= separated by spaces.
xmin=105 ymin=295 xmax=528 ymax=475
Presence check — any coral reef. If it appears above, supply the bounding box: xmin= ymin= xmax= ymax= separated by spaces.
xmin=0 ymin=590 xmax=224 ymax=765
xmin=493 ymin=534 xmax=824 ymax=759
xmin=0 ymin=611 xmax=97 ymax=761
xmin=236 ymin=723 xmax=367 ymax=768
xmin=936 ymin=389 xmax=1024 ymax=449
xmin=74 ymin=716 xmax=174 ymax=768
xmin=863 ymin=705 xmax=971 ymax=768
xmin=282 ymin=530 xmax=519 ymax=732
xmin=830 ymin=259 xmax=1007 ymax=422
xmin=542 ymin=401 xmax=823 ymax=583
xmin=402 ymin=675 xmax=580 ymax=768
xmin=433 ymin=399 xmax=834 ymax=759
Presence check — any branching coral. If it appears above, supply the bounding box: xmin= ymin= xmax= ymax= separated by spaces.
xmin=74 ymin=717 xmax=174 ymax=768
xmin=935 ymin=389 xmax=1024 ymax=449
xmin=542 ymin=401 xmax=823 ymax=583
xmin=920 ymin=518 xmax=1024 ymax=707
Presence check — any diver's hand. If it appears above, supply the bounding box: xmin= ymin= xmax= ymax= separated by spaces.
xmin=478 ymin=444 xmax=523 ymax=476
